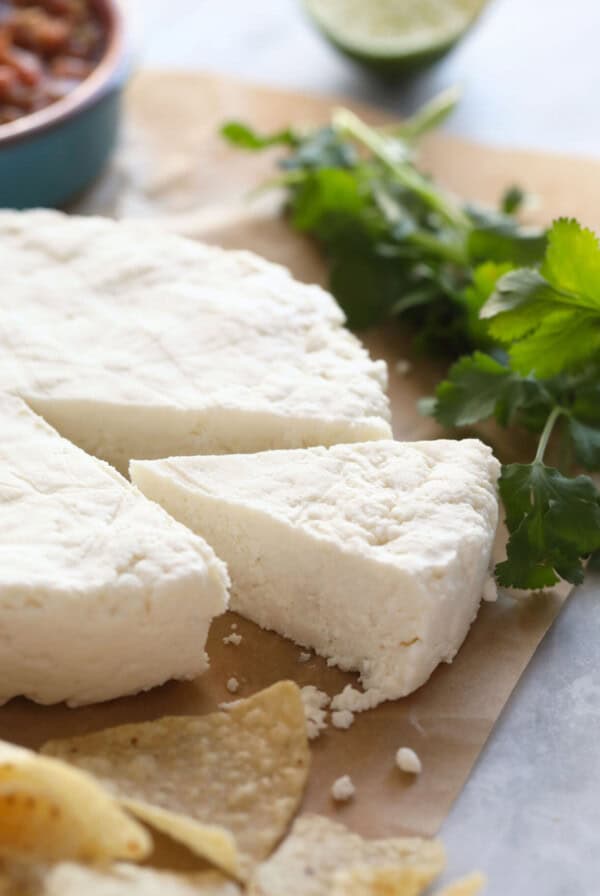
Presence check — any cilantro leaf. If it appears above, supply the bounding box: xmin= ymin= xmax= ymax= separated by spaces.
xmin=460 ymin=261 xmax=513 ymax=345
xmin=289 ymin=169 xmax=372 ymax=238
xmin=482 ymin=219 xmax=600 ymax=376
xmin=496 ymin=462 xmax=600 ymax=588
xmin=428 ymin=352 xmax=551 ymax=428
xmin=282 ymin=126 xmax=357 ymax=171
xmin=221 ymin=121 xmax=298 ymax=150
xmin=466 ymin=206 xmax=546 ymax=266
xmin=568 ymin=418 xmax=600 ymax=471
xmin=565 ymin=373 xmax=600 ymax=472
xmin=429 ymin=352 xmax=516 ymax=426
xmin=501 ymin=185 xmax=526 ymax=215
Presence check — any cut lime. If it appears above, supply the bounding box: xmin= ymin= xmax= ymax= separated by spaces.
xmin=303 ymin=0 xmax=488 ymax=75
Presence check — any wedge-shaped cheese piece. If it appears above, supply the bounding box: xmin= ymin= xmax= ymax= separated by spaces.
xmin=0 ymin=210 xmax=390 ymax=475
xmin=0 ymin=394 xmax=229 ymax=707
xmin=132 ymin=439 xmax=499 ymax=700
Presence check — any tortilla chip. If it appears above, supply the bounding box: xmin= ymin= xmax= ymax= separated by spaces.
xmin=42 ymin=682 xmax=309 ymax=878
xmin=0 ymin=862 xmax=241 ymax=895
xmin=331 ymin=865 xmax=438 ymax=896
xmin=122 ymin=806 xmax=239 ymax=880
xmin=434 ymin=872 xmax=486 ymax=896
xmin=248 ymin=814 xmax=445 ymax=896
xmin=0 ymin=861 xmax=43 ymax=896
xmin=0 ymin=741 xmax=150 ymax=865
xmin=45 ymin=863 xmax=241 ymax=895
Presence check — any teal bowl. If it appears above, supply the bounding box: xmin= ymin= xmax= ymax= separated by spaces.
xmin=0 ymin=0 xmax=128 ymax=210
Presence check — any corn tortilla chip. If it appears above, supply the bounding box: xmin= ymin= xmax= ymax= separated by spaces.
xmin=434 ymin=872 xmax=486 ymax=896
xmin=0 ymin=863 xmax=241 ymax=895
xmin=0 ymin=741 xmax=150 ymax=865
xmin=48 ymin=864 xmax=240 ymax=895
xmin=332 ymin=865 xmax=439 ymax=896
xmin=122 ymin=805 xmax=239 ymax=880
xmin=0 ymin=861 xmax=43 ymax=896
xmin=42 ymin=682 xmax=309 ymax=878
xmin=248 ymin=814 xmax=445 ymax=896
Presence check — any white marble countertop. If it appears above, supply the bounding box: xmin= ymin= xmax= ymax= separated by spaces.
xmin=133 ymin=3 xmax=600 ymax=891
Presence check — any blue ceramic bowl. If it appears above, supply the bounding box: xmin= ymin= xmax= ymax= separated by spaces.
xmin=0 ymin=0 xmax=128 ymax=210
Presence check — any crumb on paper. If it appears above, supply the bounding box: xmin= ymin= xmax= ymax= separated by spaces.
xmin=331 ymin=775 xmax=355 ymax=802
xmin=482 ymin=576 xmax=498 ymax=602
xmin=298 ymin=652 xmax=311 ymax=663
xmin=301 ymin=685 xmax=330 ymax=740
xmin=223 ymin=632 xmax=242 ymax=646
xmin=226 ymin=677 xmax=239 ymax=694
xmin=396 ymin=747 xmax=422 ymax=775
xmin=395 ymin=359 xmax=412 ymax=376
xmin=331 ymin=685 xmax=383 ymax=714
xmin=331 ymin=709 xmax=355 ymax=730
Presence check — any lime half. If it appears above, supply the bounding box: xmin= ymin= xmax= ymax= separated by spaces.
xmin=303 ymin=0 xmax=488 ymax=74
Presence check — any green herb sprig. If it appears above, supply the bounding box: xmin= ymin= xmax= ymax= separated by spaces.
xmin=222 ymin=94 xmax=600 ymax=591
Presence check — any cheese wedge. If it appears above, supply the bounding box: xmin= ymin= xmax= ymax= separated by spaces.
xmin=0 ymin=394 xmax=229 ymax=707
xmin=131 ymin=439 xmax=500 ymax=700
xmin=0 ymin=210 xmax=391 ymax=475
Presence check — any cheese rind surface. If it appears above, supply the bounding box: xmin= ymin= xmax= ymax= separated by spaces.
xmin=0 ymin=210 xmax=391 ymax=474
xmin=0 ymin=395 xmax=229 ymax=707
xmin=131 ymin=439 xmax=500 ymax=700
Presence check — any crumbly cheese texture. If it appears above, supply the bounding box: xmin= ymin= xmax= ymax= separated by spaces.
xmin=395 ymin=747 xmax=422 ymax=775
xmin=0 ymin=210 xmax=390 ymax=474
xmin=331 ymin=775 xmax=355 ymax=801
xmin=300 ymin=686 xmax=330 ymax=740
xmin=131 ymin=439 xmax=500 ymax=700
xmin=0 ymin=394 xmax=229 ymax=707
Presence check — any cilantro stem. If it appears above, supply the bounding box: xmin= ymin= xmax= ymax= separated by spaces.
xmin=408 ymin=230 xmax=468 ymax=265
xmin=333 ymin=108 xmax=470 ymax=232
xmin=535 ymin=406 xmax=567 ymax=464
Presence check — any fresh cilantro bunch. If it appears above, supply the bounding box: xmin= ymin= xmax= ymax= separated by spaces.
xmin=222 ymin=89 xmax=545 ymax=355
xmin=222 ymin=98 xmax=600 ymax=592
xmin=428 ymin=219 xmax=600 ymax=589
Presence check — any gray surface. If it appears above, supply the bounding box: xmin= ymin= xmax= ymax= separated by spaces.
xmin=135 ymin=2 xmax=600 ymax=891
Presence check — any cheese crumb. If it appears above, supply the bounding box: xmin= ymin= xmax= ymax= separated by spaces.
xmin=298 ymin=651 xmax=311 ymax=663
xmin=331 ymin=685 xmax=383 ymax=714
xmin=331 ymin=709 xmax=355 ymax=729
xmin=395 ymin=359 xmax=412 ymax=376
xmin=226 ymin=677 xmax=239 ymax=694
xmin=482 ymin=576 xmax=498 ymax=602
xmin=223 ymin=632 xmax=242 ymax=646
xmin=396 ymin=747 xmax=422 ymax=774
xmin=301 ymin=685 xmax=330 ymax=740
xmin=331 ymin=774 xmax=355 ymax=802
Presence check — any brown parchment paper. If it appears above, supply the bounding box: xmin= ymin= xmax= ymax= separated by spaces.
xmin=0 ymin=70 xmax=596 ymax=847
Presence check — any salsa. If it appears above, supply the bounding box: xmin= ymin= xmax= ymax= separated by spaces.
xmin=0 ymin=0 xmax=106 ymax=126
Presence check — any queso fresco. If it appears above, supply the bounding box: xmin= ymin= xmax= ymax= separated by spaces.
xmin=0 ymin=0 xmax=106 ymax=125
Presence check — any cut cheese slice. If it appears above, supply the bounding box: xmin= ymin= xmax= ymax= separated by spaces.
xmin=0 ymin=394 xmax=229 ymax=707
xmin=131 ymin=439 xmax=500 ymax=700
xmin=0 ymin=210 xmax=391 ymax=475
